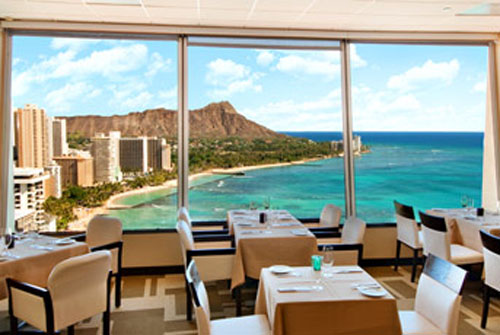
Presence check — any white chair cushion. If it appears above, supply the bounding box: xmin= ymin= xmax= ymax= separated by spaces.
xmin=418 ymin=230 xmax=424 ymax=248
xmin=320 ymin=204 xmax=341 ymax=228
xmin=397 ymin=214 xmax=421 ymax=249
xmin=341 ymin=217 xmax=366 ymax=244
xmin=194 ymin=254 xmax=234 ymax=282
xmin=450 ymin=244 xmax=484 ymax=265
xmin=211 ymin=314 xmax=271 ymax=335
xmin=398 ymin=311 xmax=443 ymax=335
xmin=10 ymin=288 xmax=48 ymax=332
xmin=484 ymin=248 xmax=500 ymax=290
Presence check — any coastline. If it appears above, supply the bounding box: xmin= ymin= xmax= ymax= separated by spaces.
xmin=67 ymin=155 xmax=330 ymax=230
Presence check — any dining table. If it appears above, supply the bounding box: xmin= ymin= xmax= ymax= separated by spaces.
xmin=0 ymin=234 xmax=89 ymax=300
xmin=228 ymin=210 xmax=318 ymax=290
xmin=427 ymin=208 xmax=500 ymax=253
xmin=255 ymin=265 xmax=402 ymax=335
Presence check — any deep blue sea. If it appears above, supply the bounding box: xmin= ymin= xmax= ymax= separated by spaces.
xmin=109 ymin=132 xmax=484 ymax=229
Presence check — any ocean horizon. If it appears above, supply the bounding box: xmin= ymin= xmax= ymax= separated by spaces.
xmin=108 ymin=131 xmax=484 ymax=230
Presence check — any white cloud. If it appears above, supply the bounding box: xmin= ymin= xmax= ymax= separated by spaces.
xmin=473 ymin=81 xmax=486 ymax=93
xmin=12 ymin=44 xmax=148 ymax=97
xmin=121 ymin=91 xmax=154 ymax=110
xmin=50 ymin=38 xmax=101 ymax=52
xmin=256 ymin=51 xmax=274 ymax=66
xmin=240 ymin=89 xmax=342 ymax=131
xmin=206 ymin=59 xmax=262 ymax=99
xmin=387 ymin=59 xmax=460 ymax=91
xmin=45 ymin=82 xmax=101 ymax=114
xmin=206 ymin=59 xmax=250 ymax=85
xmin=274 ymin=46 xmax=366 ymax=80
xmin=146 ymin=52 xmax=172 ymax=77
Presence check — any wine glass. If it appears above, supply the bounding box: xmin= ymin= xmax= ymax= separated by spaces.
xmin=322 ymin=246 xmax=335 ymax=278
xmin=263 ymin=197 xmax=270 ymax=210
xmin=460 ymin=195 xmax=468 ymax=209
xmin=249 ymin=201 xmax=257 ymax=211
xmin=0 ymin=227 xmax=13 ymax=257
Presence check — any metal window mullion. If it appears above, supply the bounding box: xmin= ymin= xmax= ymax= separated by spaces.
xmin=488 ymin=42 xmax=500 ymax=203
xmin=340 ymin=40 xmax=356 ymax=218
xmin=177 ymin=36 xmax=189 ymax=209
xmin=0 ymin=30 xmax=13 ymax=232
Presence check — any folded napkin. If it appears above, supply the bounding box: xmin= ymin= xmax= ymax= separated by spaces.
xmin=31 ymin=245 xmax=54 ymax=251
xmin=237 ymin=222 xmax=254 ymax=227
xmin=277 ymin=286 xmax=313 ymax=293
xmin=351 ymin=282 xmax=381 ymax=289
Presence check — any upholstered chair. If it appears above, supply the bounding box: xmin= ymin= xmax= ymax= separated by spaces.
xmin=394 ymin=201 xmax=424 ymax=282
xmin=480 ymin=229 xmax=500 ymax=329
xmin=177 ymin=220 xmax=235 ymax=320
xmin=398 ymin=254 xmax=467 ymax=335
xmin=7 ymin=251 xmax=112 ymax=335
xmin=186 ymin=260 xmax=271 ymax=335
xmin=86 ymin=215 xmax=123 ymax=308
xmin=178 ymin=206 xmax=192 ymax=228
xmin=318 ymin=216 xmax=366 ymax=265
xmin=319 ymin=204 xmax=342 ymax=228
xmin=419 ymin=211 xmax=483 ymax=266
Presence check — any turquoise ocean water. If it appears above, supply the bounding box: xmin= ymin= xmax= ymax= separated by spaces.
xmin=108 ymin=132 xmax=484 ymax=230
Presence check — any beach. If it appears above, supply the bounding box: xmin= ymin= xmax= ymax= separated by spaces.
xmin=68 ymin=156 xmax=330 ymax=230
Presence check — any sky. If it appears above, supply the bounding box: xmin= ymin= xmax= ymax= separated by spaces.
xmin=12 ymin=36 xmax=488 ymax=132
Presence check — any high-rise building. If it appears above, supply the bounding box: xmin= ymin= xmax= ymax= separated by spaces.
xmin=43 ymin=164 xmax=62 ymax=198
xmin=52 ymin=118 xmax=68 ymax=157
xmin=54 ymin=156 xmax=94 ymax=187
xmin=120 ymin=137 xmax=148 ymax=173
xmin=14 ymin=104 xmax=53 ymax=168
xmin=148 ymin=138 xmax=172 ymax=171
xmin=14 ymin=167 xmax=50 ymax=231
xmin=91 ymin=131 xmax=122 ymax=183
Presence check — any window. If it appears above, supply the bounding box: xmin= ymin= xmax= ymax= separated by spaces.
xmin=351 ymin=44 xmax=488 ymax=222
xmin=12 ymin=35 xmax=178 ymax=231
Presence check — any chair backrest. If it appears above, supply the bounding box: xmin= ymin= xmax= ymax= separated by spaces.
xmin=341 ymin=216 xmax=366 ymax=244
xmin=480 ymin=230 xmax=500 ymax=291
xmin=178 ymin=207 xmax=192 ymax=228
xmin=186 ymin=261 xmax=211 ymax=335
xmin=319 ymin=204 xmax=342 ymax=228
xmin=48 ymin=251 xmax=112 ymax=330
xmin=394 ymin=201 xmax=421 ymax=248
xmin=86 ymin=216 xmax=123 ymax=249
xmin=176 ymin=220 xmax=195 ymax=266
xmin=414 ymin=254 xmax=466 ymax=335
xmin=419 ymin=211 xmax=451 ymax=260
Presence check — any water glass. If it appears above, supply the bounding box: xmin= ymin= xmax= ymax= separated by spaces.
xmin=467 ymin=198 xmax=475 ymax=213
xmin=460 ymin=195 xmax=468 ymax=208
xmin=322 ymin=246 xmax=335 ymax=277
xmin=249 ymin=201 xmax=257 ymax=211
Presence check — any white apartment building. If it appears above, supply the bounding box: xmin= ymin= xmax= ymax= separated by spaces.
xmin=91 ymin=131 xmax=123 ymax=183
xmin=13 ymin=167 xmax=50 ymax=231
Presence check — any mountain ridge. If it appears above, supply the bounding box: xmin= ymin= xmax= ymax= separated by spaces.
xmin=63 ymin=101 xmax=283 ymax=140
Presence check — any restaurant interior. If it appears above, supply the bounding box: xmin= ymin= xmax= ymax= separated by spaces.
xmin=1 ymin=1 xmax=500 ymax=335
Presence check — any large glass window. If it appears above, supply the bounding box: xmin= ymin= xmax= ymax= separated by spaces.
xmin=11 ymin=35 xmax=178 ymax=231
xmin=187 ymin=38 xmax=347 ymax=221
xmin=351 ymin=44 xmax=488 ymax=223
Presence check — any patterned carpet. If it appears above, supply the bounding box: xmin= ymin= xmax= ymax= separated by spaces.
xmin=1 ymin=265 xmax=499 ymax=334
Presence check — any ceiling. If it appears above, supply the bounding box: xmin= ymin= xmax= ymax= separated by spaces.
xmin=1 ymin=0 xmax=500 ymax=34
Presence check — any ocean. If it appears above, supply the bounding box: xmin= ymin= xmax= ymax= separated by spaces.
xmin=108 ymin=132 xmax=484 ymax=230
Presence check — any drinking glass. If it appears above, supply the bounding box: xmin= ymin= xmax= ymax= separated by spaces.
xmin=322 ymin=246 xmax=334 ymax=277
xmin=0 ymin=227 xmax=13 ymax=256
xmin=460 ymin=195 xmax=468 ymax=208
xmin=249 ymin=201 xmax=257 ymax=211
xmin=263 ymin=197 xmax=270 ymax=210
xmin=467 ymin=197 xmax=475 ymax=214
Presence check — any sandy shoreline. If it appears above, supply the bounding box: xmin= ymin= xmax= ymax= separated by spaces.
xmin=67 ymin=155 xmax=329 ymax=230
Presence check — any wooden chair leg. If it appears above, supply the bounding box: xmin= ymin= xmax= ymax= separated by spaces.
xmin=186 ymin=279 xmax=192 ymax=321
xmin=394 ymin=240 xmax=401 ymax=271
xmin=67 ymin=325 xmax=75 ymax=335
xmin=411 ymin=248 xmax=418 ymax=282
xmin=235 ymin=286 xmax=242 ymax=316
xmin=103 ymin=309 xmax=110 ymax=335
xmin=9 ymin=315 xmax=18 ymax=335
xmin=481 ymin=284 xmax=490 ymax=329
xmin=115 ymin=274 xmax=122 ymax=308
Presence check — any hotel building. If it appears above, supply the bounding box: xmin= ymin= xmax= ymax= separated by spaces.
xmin=53 ymin=156 xmax=94 ymax=187
xmin=14 ymin=104 xmax=52 ymax=168
xmin=13 ymin=168 xmax=50 ymax=231
xmin=52 ymin=118 xmax=68 ymax=157
xmin=91 ymin=131 xmax=122 ymax=183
